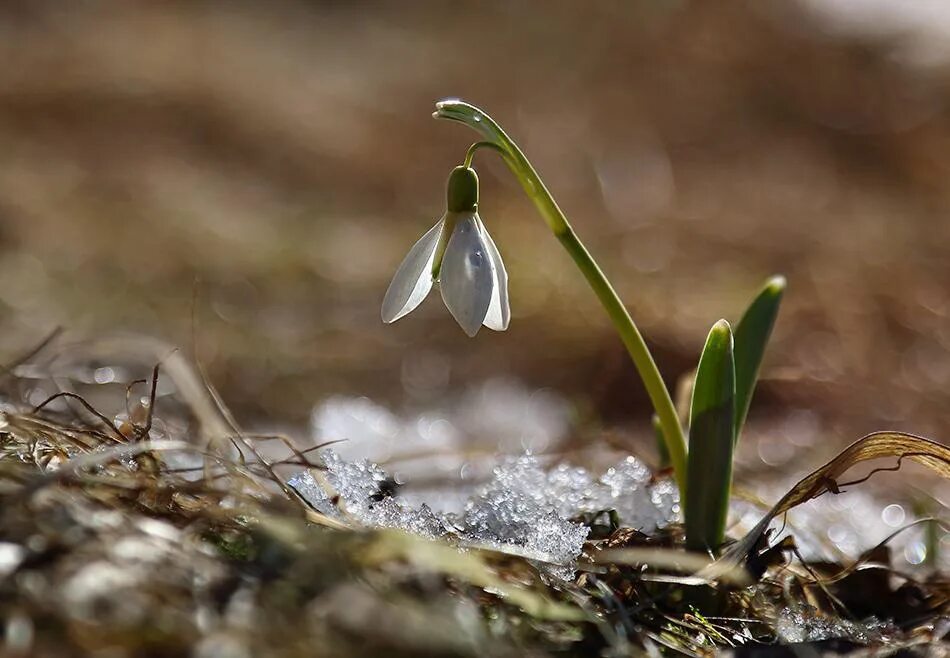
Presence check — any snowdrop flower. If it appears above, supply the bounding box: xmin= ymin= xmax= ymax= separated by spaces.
xmin=381 ymin=166 xmax=509 ymax=337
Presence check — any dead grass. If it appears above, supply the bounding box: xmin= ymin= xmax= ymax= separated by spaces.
xmin=0 ymin=335 xmax=946 ymax=657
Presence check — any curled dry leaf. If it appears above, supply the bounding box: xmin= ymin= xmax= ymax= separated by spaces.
xmin=702 ymin=431 xmax=950 ymax=581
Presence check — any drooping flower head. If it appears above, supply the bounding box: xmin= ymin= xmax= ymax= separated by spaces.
xmin=381 ymin=166 xmax=509 ymax=336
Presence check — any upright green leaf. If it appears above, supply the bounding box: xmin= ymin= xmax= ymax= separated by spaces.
xmin=733 ymin=275 xmax=785 ymax=444
xmin=685 ymin=320 xmax=736 ymax=555
xmin=652 ymin=413 xmax=671 ymax=470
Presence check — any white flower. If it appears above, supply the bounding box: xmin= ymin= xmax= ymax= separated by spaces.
xmin=381 ymin=210 xmax=509 ymax=337
xmin=381 ymin=166 xmax=509 ymax=337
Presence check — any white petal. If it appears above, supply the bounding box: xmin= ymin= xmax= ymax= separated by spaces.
xmin=479 ymin=217 xmax=509 ymax=331
xmin=439 ymin=213 xmax=494 ymax=337
xmin=381 ymin=220 xmax=443 ymax=323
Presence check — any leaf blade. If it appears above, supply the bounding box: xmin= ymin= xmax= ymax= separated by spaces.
xmin=685 ymin=319 xmax=736 ymax=554
xmin=733 ymin=275 xmax=785 ymax=444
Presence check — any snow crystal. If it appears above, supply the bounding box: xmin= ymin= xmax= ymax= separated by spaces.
xmin=544 ymin=463 xmax=598 ymax=518
xmin=288 ymin=450 xmax=388 ymax=517
xmin=365 ymin=498 xmax=447 ymax=540
xmin=458 ymin=457 xmax=590 ymax=577
xmin=289 ymin=450 xmax=680 ymax=580
xmin=590 ymin=456 xmax=674 ymax=532
xmin=455 ymin=454 xmax=678 ymax=577
xmin=287 ymin=452 xmax=447 ymax=539
xmin=776 ymin=606 xmax=887 ymax=644
xmin=647 ymin=478 xmax=681 ymax=528
xmin=459 ymin=454 xmax=677 ymax=536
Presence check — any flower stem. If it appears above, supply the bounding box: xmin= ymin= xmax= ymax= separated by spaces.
xmin=434 ymin=99 xmax=689 ymax=498
xmin=463 ymin=141 xmax=505 ymax=168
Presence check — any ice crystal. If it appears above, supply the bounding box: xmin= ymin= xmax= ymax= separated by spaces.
xmin=456 ymin=456 xmax=590 ymax=577
xmin=289 ymin=450 xmax=680 ymax=580
xmin=287 ymin=451 xmax=447 ymax=539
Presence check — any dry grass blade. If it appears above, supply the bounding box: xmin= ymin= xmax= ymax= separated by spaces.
xmin=592 ymin=547 xmax=751 ymax=586
xmin=30 ymin=391 xmax=128 ymax=444
xmin=702 ymin=431 xmax=950 ymax=580
xmin=53 ymin=335 xmax=236 ymax=449
xmin=357 ymin=530 xmax=589 ymax=622
xmin=13 ymin=439 xmax=194 ymax=496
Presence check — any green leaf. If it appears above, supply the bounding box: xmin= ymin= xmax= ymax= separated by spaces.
xmin=685 ymin=320 xmax=736 ymax=554
xmin=733 ymin=275 xmax=785 ymax=445
xmin=652 ymin=413 xmax=671 ymax=470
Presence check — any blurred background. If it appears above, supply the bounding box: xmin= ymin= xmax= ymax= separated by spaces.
xmin=1 ymin=0 xmax=949 ymax=486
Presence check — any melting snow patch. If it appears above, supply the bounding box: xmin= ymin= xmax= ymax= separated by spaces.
xmin=309 ymin=381 xmax=571 ymax=480
xmin=289 ymin=451 xmax=679 ymax=580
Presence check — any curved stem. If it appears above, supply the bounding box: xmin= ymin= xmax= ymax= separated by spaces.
xmin=435 ymin=99 xmax=689 ymax=499
xmin=464 ymin=141 xmax=506 ymax=168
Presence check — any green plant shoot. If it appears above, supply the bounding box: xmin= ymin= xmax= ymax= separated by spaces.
xmin=652 ymin=414 xmax=671 ymax=470
xmin=685 ymin=319 xmax=736 ymax=554
xmin=733 ymin=275 xmax=785 ymax=445
xmin=433 ymin=99 xmax=689 ymax=498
